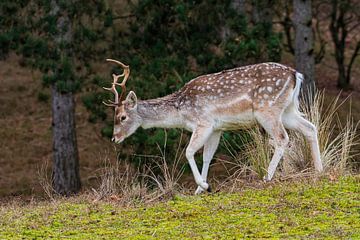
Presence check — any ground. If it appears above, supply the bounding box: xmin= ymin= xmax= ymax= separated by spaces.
xmin=0 ymin=176 xmax=358 ymax=239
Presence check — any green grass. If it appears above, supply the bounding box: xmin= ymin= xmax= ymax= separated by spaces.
xmin=1 ymin=176 xmax=359 ymax=239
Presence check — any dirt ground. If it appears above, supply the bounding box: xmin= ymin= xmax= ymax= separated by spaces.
xmin=0 ymin=52 xmax=359 ymax=197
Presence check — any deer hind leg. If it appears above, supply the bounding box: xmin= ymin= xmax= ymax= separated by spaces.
xmin=186 ymin=126 xmax=214 ymax=193
xmin=255 ymin=112 xmax=289 ymax=181
xmin=282 ymin=111 xmax=323 ymax=172
xmin=195 ymin=131 xmax=222 ymax=195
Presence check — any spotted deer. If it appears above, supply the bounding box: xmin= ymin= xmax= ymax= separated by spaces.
xmin=103 ymin=59 xmax=323 ymax=194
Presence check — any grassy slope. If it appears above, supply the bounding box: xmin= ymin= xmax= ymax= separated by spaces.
xmin=1 ymin=176 xmax=359 ymax=239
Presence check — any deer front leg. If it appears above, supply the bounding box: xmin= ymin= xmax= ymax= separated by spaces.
xmin=186 ymin=126 xmax=214 ymax=193
xmin=195 ymin=131 xmax=222 ymax=195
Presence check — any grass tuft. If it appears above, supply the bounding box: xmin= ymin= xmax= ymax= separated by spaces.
xmin=90 ymin=130 xmax=186 ymax=204
xmin=37 ymin=160 xmax=56 ymax=201
xmin=91 ymin=154 xmax=148 ymax=205
xmin=291 ymin=90 xmax=360 ymax=175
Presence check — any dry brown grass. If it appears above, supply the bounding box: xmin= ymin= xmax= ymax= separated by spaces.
xmin=86 ymin=131 xmax=186 ymax=205
xmin=144 ymin=131 xmax=186 ymax=199
xmin=91 ymin=155 xmax=149 ymax=205
xmin=287 ymin=90 xmax=360 ymax=175
xmin=37 ymin=160 xmax=56 ymax=200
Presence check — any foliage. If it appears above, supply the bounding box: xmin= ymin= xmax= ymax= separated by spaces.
xmin=0 ymin=0 xmax=111 ymax=93
xmin=0 ymin=176 xmax=359 ymax=238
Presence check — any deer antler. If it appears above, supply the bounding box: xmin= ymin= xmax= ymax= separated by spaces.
xmin=103 ymin=59 xmax=130 ymax=107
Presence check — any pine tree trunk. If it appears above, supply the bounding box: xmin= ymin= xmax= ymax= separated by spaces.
xmin=52 ymin=86 xmax=81 ymax=195
xmin=50 ymin=0 xmax=81 ymax=195
xmin=293 ymin=0 xmax=315 ymax=99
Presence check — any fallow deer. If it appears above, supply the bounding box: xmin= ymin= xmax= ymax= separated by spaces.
xmin=103 ymin=59 xmax=323 ymax=194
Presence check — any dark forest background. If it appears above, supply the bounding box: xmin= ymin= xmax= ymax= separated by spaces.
xmin=0 ymin=0 xmax=359 ymax=197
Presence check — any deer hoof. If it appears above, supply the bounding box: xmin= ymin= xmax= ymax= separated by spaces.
xmin=194 ymin=186 xmax=204 ymax=195
xmin=263 ymin=175 xmax=271 ymax=183
xmin=194 ymin=184 xmax=212 ymax=195
xmin=195 ymin=179 xmax=209 ymax=190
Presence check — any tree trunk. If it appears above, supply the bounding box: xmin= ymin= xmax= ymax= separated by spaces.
xmin=336 ymin=53 xmax=347 ymax=88
xmin=329 ymin=0 xmax=354 ymax=89
xmin=293 ymin=0 xmax=315 ymax=99
xmin=50 ymin=0 xmax=81 ymax=195
xmin=52 ymin=86 xmax=81 ymax=195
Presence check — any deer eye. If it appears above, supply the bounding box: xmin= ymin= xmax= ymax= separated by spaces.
xmin=120 ymin=116 xmax=127 ymax=122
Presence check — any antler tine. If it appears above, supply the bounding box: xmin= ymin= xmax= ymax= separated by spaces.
xmin=106 ymin=58 xmax=130 ymax=102
xmin=103 ymin=59 xmax=131 ymax=107
xmin=102 ymin=79 xmax=119 ymax=105
xmin=102 ymin=100 xmax=118 ymax=107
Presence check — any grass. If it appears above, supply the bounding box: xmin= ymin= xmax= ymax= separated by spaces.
xmin=0 ymin=175 xmax=359 ymax=239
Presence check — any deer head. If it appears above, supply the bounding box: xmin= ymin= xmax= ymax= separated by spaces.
xmin=103 ymin=59 xmax=142 ymax=143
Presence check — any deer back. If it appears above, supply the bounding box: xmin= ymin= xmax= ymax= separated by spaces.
xmin=173 ymin=63 xmax=297 ymax=130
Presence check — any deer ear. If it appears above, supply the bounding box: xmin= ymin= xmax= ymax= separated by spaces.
xmin=125 ymin=91 xmax=137 ymax=109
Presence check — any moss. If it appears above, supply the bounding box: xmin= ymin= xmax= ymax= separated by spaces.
xmin=0 ymin=176 xmax=359 ymax=239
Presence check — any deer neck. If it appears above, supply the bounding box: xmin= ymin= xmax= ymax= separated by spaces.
xmin=137 ymin=95 xmax=183 ymax=129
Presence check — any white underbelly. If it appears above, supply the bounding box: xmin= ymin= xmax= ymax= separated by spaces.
xmin=214 ymin=110 xmax=255 ymax=131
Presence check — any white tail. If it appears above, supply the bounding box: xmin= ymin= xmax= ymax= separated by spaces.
xmin=293 ymin=72 xmax=303 ymax=112
xmin=104 ymin=61 xmax=323 ymax=194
